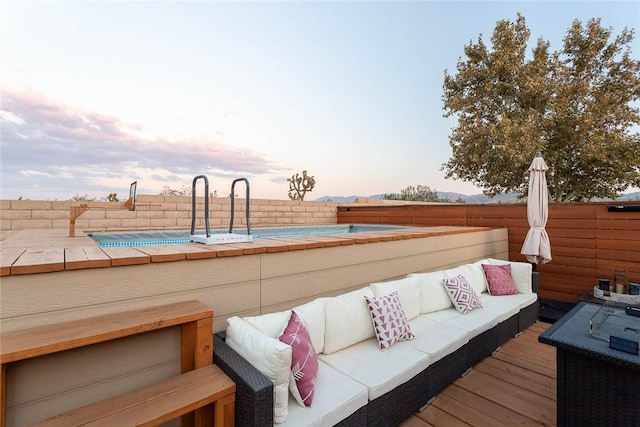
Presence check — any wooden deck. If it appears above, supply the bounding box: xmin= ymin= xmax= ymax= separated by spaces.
xmin=401 ymin=322 xmax=556 ymax=427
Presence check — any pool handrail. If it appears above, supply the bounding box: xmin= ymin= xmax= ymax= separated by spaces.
xmin=229 ymin=178 xmax=251 ymax=236
xmin=191 ymin=175 xmax=211 ymax=237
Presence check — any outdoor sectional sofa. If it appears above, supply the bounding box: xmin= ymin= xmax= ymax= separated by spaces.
xmin=214 ymin=258 xmax=539 ymax=427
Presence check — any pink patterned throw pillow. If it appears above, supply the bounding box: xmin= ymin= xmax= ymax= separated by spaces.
xmin=279 ymin=311 xmax=318 ymax=407
xmin=444 ymin=274 xmax=483 ymax=314
xmin=364 ymin=291 xmax=415 ymax=351
xmin=482 ymin=264 xmax=518 ymax=296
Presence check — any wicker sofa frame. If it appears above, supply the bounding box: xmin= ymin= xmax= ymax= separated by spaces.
xmin=213 ymin=292 xmax=539 ymax=427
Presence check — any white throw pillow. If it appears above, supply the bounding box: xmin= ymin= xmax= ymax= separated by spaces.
xmin=226 ymin=316 xmax=292 ymax=423
xmin=323 ymin=287 xmax=375 ymax=354
xmin=408 ymin=271 xmax=452 ymax=314
xmin=370 ymin=276 xmax=421 ymax=320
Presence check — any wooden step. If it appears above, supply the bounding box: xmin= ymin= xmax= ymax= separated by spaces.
xmin=29 ymin=364 xmax=235 ymax=427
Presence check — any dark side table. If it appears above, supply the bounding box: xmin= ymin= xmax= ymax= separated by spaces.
xmin=539 ymin=302 xmax=640 ymax=427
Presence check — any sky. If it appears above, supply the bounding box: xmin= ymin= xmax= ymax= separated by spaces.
xmin=1 ymin=1 xmax=639 ymax=201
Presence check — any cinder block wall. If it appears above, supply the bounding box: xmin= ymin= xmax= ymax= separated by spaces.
xmin=0 ymin=195 xmax=347 ymax=236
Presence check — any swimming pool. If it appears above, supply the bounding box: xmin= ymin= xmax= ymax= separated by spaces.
xmin=90 ymin=224 xmax=408 ymax=247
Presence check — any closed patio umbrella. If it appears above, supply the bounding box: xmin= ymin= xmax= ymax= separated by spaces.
xmin=521 ymin=150 xmax=552 ymax=265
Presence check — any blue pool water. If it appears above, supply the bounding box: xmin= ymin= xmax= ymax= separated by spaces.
xmin=90 ymin=224 xmax=408 ymax=247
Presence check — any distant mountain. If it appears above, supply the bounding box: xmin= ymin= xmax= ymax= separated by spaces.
xmin=316 ymin=191 xmax=640 ymax=203
xmin=315 ymin=192 xmax=519 ymax=203
xmin=619 ymin=191 xmax=640 ymax=200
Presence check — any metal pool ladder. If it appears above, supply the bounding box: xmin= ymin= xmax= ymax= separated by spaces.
xmin=190 ymin=175 xmax=253 ymax=245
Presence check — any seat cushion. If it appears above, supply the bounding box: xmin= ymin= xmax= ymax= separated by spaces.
xmin=477 ymin=294 xmax=521 ymax=322
xmin=319 ymin=338 xmax=430 ymax=400
xmin=408 ymin=316 xmax=469 ymax=363
xmin=423 ymin=306 xmax=499 ymax=338
xmin=281 ymin=361 xmax=368 ymax=427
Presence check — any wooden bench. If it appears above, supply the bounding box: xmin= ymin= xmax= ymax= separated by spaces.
xmin=0 ymin=300 xmax=235 ymax=427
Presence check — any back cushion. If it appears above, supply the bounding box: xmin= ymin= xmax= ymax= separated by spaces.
xmin=443 ymin=262 xmax=488 ymax=296
xmin=408 ymin=271 xmax=452 ymax=314
xmin=323 ymin=286 xmax=375 ymax=354
xmin=370 ymin=276 xmax=421 ymax=320
xmin=244 ymin=311 xmax=291 ymax=338
xmin=293 ymin=298 xmax=327 ymax=354
xmin=226 ymin=316 xmax=292 ymax=423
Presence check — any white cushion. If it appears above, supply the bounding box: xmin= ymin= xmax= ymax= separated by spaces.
xmin=294 ymin=298 xmax=328 ymax=354
xmin=423 ymin=306 xmax=499 ymax=338
xmin=478 ymin=294 xmax=520 ymax=322
xmin=443 ymin=263 xmax=487 ymax=296
xmin=408 ymin=316 xmax=469 ymax=363
xmin=370 ymin=276 xmax=421 ymax=320
xmin=319 ymin=337 xmax=430 ymax=400
xmin=226 ymin=316 xmax=292 ymax=423
xmin=323 ymin=287 xmax=375 ymax=354
xmin=281 ymin=361 xmax=368 ymax=427
xmin=480 ymin=292 xmax=538 ymax=312
xmin=468 ymin=260 xmax=491 ymax=294
xmin=244 ymin=310 xmax=291 ymax=338
xmin=408 ymin=271 xmax=452 ymax=314
xmin=486 ymin=259 xmax=532 ymax=294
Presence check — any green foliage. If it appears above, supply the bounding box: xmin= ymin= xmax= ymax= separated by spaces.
xmin=160 ymin=185 xmax=191 ymax=196
xmin=106 ymin=193 xmax=119 ymax=202
xmin=382 ymin=185 xmax=459 ymax=203
xmin=69 ymin=194 xmax=96 ymax=202
xmin=442 ymin=14 xmax=640 ymax=202
xmin=287 ymin=170 xmax=316 ymax=201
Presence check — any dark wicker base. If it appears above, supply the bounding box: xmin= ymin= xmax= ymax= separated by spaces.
xmin=426 ymin=345 xmax=468 ymax=399
xmin=496 ymin=314 xmax=520 ymax=347
xmin=213 ymin=333 xmax=274 ymax=427
xmin=557 ymin=349 xmax=640 ymax=427
xmin=519 ymin=298 xmax=539 ymax=331
xmin=333 ymin=405 xmax=367 ymax=427
xmin=467 ymin=328 xmax=498 ymax=367
xmin=366 ymin=366 xmax=431 ymax=427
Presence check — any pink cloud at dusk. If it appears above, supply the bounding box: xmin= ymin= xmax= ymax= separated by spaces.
xmin=0 ymin=87 xmax=286 ymax=199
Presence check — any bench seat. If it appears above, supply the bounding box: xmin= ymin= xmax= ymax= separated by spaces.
xmin=29 ymin=365 xmax=235 ymax=427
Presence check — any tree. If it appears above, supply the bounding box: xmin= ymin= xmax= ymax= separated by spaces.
xmin=382 ymin=185 xmax=440 ymax=202
xmin=69 ymin=194 xmax=96 ymax=202
xmin=287 ymin=170 xmax=316 ymax=201
xmin=106 ymin=193 xmax=119 ymax=202
xmin=382 ymin=184 xmax=462 ymax=203
xmin=442 ymin=14 xmax=640 ymax=202
xmin=160 ymin=185 xmax=191 ymax=196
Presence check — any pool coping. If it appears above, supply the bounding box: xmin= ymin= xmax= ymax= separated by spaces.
xmin=0 ymin=225 xmax=492 ymax=276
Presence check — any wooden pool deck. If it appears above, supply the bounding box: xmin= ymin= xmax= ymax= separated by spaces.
xmin=401 ymin=321 xmax=556 ymax=427
xmin=0 ymin=226 xmax=490 ymax=276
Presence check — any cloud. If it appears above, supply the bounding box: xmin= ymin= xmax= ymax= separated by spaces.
xmin=0 ymin=87 xmax=286 ymax=199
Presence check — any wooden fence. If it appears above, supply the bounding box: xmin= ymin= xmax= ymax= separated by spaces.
xmin=338 ymin=202 xmax=640 ymax=303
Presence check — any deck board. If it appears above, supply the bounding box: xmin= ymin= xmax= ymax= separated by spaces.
xmin=401 ymin=322 xmax=557 ymax=427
